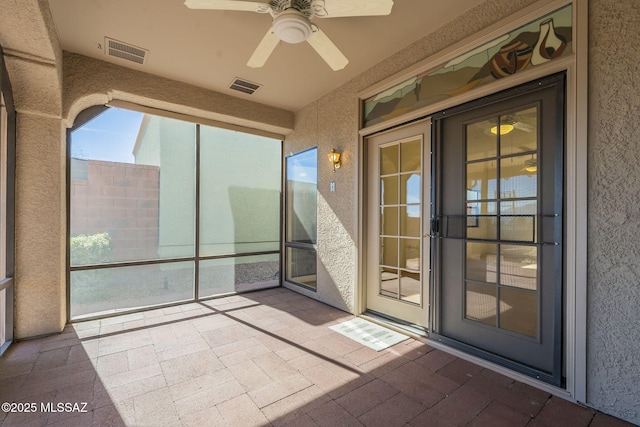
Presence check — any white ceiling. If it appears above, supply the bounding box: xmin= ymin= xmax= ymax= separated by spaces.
xmin=49 ymin=0 xmax=485 ymax=112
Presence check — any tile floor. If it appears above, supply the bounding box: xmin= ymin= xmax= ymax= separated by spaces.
xmin=0 ymin=287 xmax=634 ymax=426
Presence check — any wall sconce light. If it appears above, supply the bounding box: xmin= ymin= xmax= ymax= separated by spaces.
xmin=328 ymin=148 xmax=341 ymax=171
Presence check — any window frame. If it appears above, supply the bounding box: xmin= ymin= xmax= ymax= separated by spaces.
xmin=283 ymin=147 xmax=318 ymax=291
xmin=0 ymin=46 xmax=16 ymax=356
xmin=66 ymin=106 xmax=284 ymax=321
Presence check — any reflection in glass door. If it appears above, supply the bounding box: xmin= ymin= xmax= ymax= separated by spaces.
xmin=464 ymin=106 xmax=539 ymax=337
xmin=379 ymin=139 xmax=422 ymax=304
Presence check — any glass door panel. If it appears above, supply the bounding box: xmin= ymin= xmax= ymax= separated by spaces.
xmin=401 ymin=206 xmax=420 ymax=237
xmin=499 ymin=245 xmax=537 ymax=290
xmin=500 ymin=107 xmax=537 ymax=155
xmin=379 ymin=138 xmax=422 ymax=306
xmin=465 ymin=282 xmax=497 ymax=326
xmin=463 ymin=106 xmax=539 ymax=334
xmin=500 ymin=155 xmax=537 ymax=199
xmin=467 ymin=118 xmax=497 ymax=161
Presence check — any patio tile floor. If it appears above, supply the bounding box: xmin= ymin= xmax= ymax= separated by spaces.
xmin=0 ymin=287 xmax=634 ymax=427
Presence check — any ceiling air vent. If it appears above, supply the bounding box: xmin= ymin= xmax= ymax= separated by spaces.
xmin=105 ymin=37 xmax=148 ymax=65
xmin=229 ymin=78 xmax=261 ymax=95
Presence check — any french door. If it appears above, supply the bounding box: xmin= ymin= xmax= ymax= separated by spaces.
xmin=365 ymin=120 xmax=430 ymax=328
xmin=432 ymin=74 xmax=565 ymax=385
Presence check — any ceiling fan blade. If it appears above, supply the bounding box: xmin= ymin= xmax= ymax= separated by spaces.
xmin=316 ymin=0 xmax=394 ymax=18
xmin=247 ymin=29 xmax=280 ymax=68
xmin=513 ymin=121 xmax=535 ymax=132
xmin=307 ymin=27 xmax=348 ymax=71
xmin=184 ymin=0 xmax=270 ymax=12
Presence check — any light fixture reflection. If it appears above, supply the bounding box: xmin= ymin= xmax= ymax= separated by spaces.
xmin=328 ymin=148 xmax=341 ymax=171
xmin=490 ymin=124 xmax=515 ymax=135
xmin=524 ymin=156 xmax=537 ymax=173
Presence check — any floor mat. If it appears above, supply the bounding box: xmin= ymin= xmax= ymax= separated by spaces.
xmin=329 ymin=318 xmax=409 ymax=351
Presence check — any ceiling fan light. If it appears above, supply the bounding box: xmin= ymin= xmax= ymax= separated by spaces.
xmin=490 ymin=124 xmax=515 ymax=135
xmin=524 ymin=158 xmax=537 ymax=173
xmin=272 ymin=11 xmax=312 ymax=44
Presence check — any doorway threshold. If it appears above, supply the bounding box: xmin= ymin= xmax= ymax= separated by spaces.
xmin=360 ymin=310 xmax=429 ymax=340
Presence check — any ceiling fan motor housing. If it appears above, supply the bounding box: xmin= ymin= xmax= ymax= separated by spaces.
xmin=272 ymin=9 xmax=312 ymax=43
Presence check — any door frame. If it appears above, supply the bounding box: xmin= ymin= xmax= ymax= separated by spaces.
xmin=357 ymin=0 xmax=587 ymax=402
xmin=430 ymin=73 xmax=565 ymax=386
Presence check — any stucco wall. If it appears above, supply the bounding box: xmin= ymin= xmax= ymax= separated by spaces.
xmin=14 ymin=115 xmax=66 ymax=338
xmin=0 ymin=0 xmax=62 ymax=117
xmin=62 ymin=53 xmax=294 ymax=137
xmin=587 ymin=0 xmax=640 ymax=423
xmin=1 ymin=0 xmax=65 ymax=338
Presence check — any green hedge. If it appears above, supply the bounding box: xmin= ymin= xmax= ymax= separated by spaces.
xmin=70 ymin=233 xmax=112 ymax=306
xmin=70 ymin=232 xmax=111 ymax=266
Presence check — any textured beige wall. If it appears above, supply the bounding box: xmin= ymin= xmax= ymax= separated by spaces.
xmin=63 ymin=53 xmax=294 ymax=136
xmin=283 ymin=0 xmax=538 ymax=312
xmin=283 ymin=95 xmax=359 ymax=311
xmin=0 ymin=0 xmax=62 ymax=117
xmin=14 ymin=115 xmax=66 ymax=337
xmin=0 ymin=0 xmax=65 ymax=338
xmin=0 ymin=0 xmax=61 ymax=63
xmin=587 ymin=0 xmax=640 ymax=423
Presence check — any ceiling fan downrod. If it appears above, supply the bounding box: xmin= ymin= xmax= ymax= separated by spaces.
xmin=268 ymin=0 xmax=327 ymax=18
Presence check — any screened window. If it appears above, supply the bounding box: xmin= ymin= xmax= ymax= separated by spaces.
xmin=284 ymin=148 xmax=318 ymax=290
xmin=198 ymin=125 xmax=281 ymax=297
xmin=69 ymin=107 xmax=281 ymax=319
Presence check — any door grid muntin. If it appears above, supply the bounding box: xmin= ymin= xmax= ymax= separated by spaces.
xmin=462 ymin=105 xmax=541 ymax=340
xmin=378 ymin=136 xmax=423 ymax=306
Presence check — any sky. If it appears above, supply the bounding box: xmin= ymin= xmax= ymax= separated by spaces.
xmin=286 ymin=147 xmax=317 ymax=184
xmin=70 ymin=107 xmax=144 ymax=163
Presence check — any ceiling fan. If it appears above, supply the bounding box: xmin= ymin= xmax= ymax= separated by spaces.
xmin=184 ymin=0 xmax=395 ymax=70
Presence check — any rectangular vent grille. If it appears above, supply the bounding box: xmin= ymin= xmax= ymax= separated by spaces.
xmin=105 ymin=38 xmax=148 ymax=65
xmin=229 ymin=78 xmax=261 ymax=95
